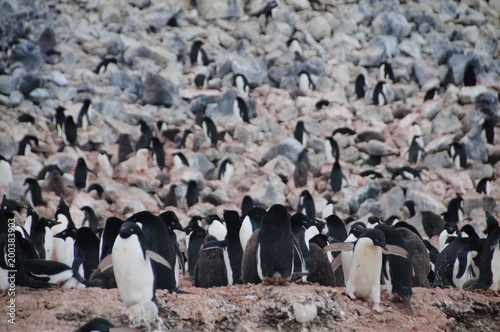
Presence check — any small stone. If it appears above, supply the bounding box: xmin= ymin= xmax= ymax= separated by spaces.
xmin=372 ymin=12 xmax=411 ymax=38
xmin=458 ymin=86 xmax=488 ymax=104
xmin=293 ymin=303 xmax=317 ymax=324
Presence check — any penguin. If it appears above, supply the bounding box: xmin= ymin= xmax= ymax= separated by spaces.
xmin=93 ymin=57 xmax=117 ymax=74
xmin=355 ymin=130 xmax=385 ymax=143
xmin=367 ymin=216 xmax=381 ymax=229
xmin=239 ymin=207 xmax=265 ymax=251
xmin=97 ymin=151 xmax=113 ymax=178
xmin=372 ymin=81 xmax=387 ymax=105
xmin=241 ymin=195 xmax=255 ymax=218
xmin=409 ymin=122 xmax=424 ymax=147
xmin=449 ymin=142 xmax=467 ymax=168
xmin=202 ymin=116 xmax=218 ymax=147
xmin=460 ymin=224 xmax=479 ymax=239
xmin=224 ymin=210 xmax=243 ymax=284
xmin=81 ymin=206 xmax=98 ymax=233
xmin=72 ymin=227 xmax=100 ymax=280
xmin=480 ymin=117 xmax=495 ymax=144
xmin=22 ymin=205 xmax=38 ymax=237
xmin=218 ymin=159 xmax=234 ymax=184
xmin=484 ymin=211 xmax=499 ymax=237
xmin=173 ymin=152 xmax=189 ymax=169
xmin=321 ymin=199 xmax=336 ymax=220
xmin=183 ymin=219 xmax=207 ymax=279
xmin=233 ymin=97 xmax=250 ymax=123
xmin=439 ymin=222 xmax=460 ymax=252
xmin=355 ymin=73 xmax=367 ymax=99
xmin=333 ymin=127 xmax=357 ymax=136
xmin=323 ymin=229 xmax=409 ymax=312
xmin=298 ymin=71 xmax=314 ymax=94
xmin=23 ymin=259 xmax=84 ymax=288
xmin=206 ymin=214 xmax=227 ymax=241
xmin=463 ymin=62 xmax=476 ymax=86
xmin=315 ymin=99 xmax=330 ymax=110
xmin=234 ymin=74 xmax=250 ymax=98
xmin=359 ymin=170 xmax=384 ymax=179
xmin=257 ymin=204 xmax=305 ymax=285
xmin=391 ymin=166 xmax=421 ymax=180
xmin=297 ymin=190 xmax=315 ymax=219
xmin=24 ymin=178 xmax=46 ymax=206
xmin=324 ymin=137 xmax=339 ymax=164
xmin=194 ymin=240 xmax=230 ymax=288
xmin=193 ymin=73 xmax=207 ymax=89
xmin=17 ymin=135 xmax=38 ymax=155
xmin=135 ymin=148 xmax=149 ymax=172
xmin=30 ymin=217 xmax=60 ymax=260
xmin=325 ymin=214 xmax=348 ymax=242
xmin=189 ymin=40 xmax=209 ymax=66
xmin=87 ymin=183 xmax=104 ymax=199
xmin=149 ymin=137 xmax=165 ymax=169
xmin=36 ymin=164 xmax=62 ymax=180
xmin=163 ymin=184 xmax=178 ymax=208
xmin=76 ymin=317 xmax=137 ymax=332
xmin=74 ymin=158 xmax=93 ymax=191
xmin=136 ymin=120 xmax=152 ymax=150
xmin=402 ymin=200 xmax=417 ymax=219
xmin=476 ymin=177 xmax=492 ymax=195
xmin=294 ymin=121 xmax=309 ymax=147
xmin=53 ymin=227 xmax=76 ymax=268
xmin=375 ymin=224 xmax=414 ymax=314
xmin=474 ymin=220 xmax=500 ymax=291
xmin=443 ymin=196 xmax=464 ymax=223
xmin=98 ymin=221 xmax=171 ymax=307
xmin=294 ymin=149 xmax=310 ymax=188
xmin=379 ymin=62 xmax=394 ymax=82
xmin=408 ymin=136 xmax=425 ymax=164
xmin=396 ymin=227 xmax=432 ymax=287
xmin=117 ymin=134 xmax=134 ymax=163
xmin=176 ymin=129 xmax=193 ymax=149
xmin=0 ymin=156 xmax=13 ymax=187
xmin=99 ymin=216 xmax=122 ymax=262
xmin=54 ymin=106 xmax=66 ymax=137
xmin=433 ymin=237 xmax=483 ymax=289
xmin=63 ymin=115 xmax=78 ymax=146
xmin=52 ymin=198 xmax=76 ymax=262
xmin=290 ymin=213 xmax=318 ymax=274
xmin=424 ymin=87 xmax=439 ymax=101
xmin=287 ymin=38 xmax=303 ymax=61
xmin=77 ymin=99 xmax=91 ymax=130
xmin=126 ymin=211 xmax=183 ymax=293
xmin=158 ymin=211 xmax=186 ymax=285
xmin=17 ymin=112 xmax=35 ymax=124
xmin=186 ymin=180 xmax=199 ymax=208
xmin=329 ymin=159 xmax=344 ymax=193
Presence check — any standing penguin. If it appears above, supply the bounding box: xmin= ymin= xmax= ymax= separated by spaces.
xmin=63 ymin=116 xmax=78 ymax=146
xmin=194 ymin=240 xmax=230 ymax=288
xmin=99 ymin=217 xmax=122 ymax=262
xmin=379 ymin=62 xmax=394 ymax=82
xmin=202 ymin=117 xmax=218 ymax=147
xmin=298 ymin=71 xmax=314 ymax=94
xmin=101 ymin=221 xmax=171 ymax=307
xmin=97 ymin=151 xmax=113 ymax=178
xmin=186 ymin=180 xmax=200 ymax=208
xmin=294 ymin=121 xmax=309 ymax=148
xmin=52 ymin=198 xmax=76 ymax=262
xmin=294 ymin=149 xmax=310 ymax=188
xmin=408 ymin=136 xmax=425 ymax=164
xmin=449 ymin=142 xmax=467 ymax=168
xmin=324 ymin=137 xmax=339 ymax=164
xmin=53 ymin=227 xmax=77 ymax=268
xmin=81 ymin=206 xmax=99 ymax=234
xmin=218 ymin=159 xmax=234 ymax=184
xmin=290 ymin=213 xmax=315 ymax=272
xmin=474 ymin=219 xmax=500 ymax=291
xmin=206 ymin=214 xmax=227 ymax=241
xmin=30 ymin=217 xmax=60 ymax=260
xmin=297 ymin=190 xmax=315 ymax=219
xmin=189 ymin=40 xmax=209 ymax=66
xmin=24 ymin=178 xmax=46 ymax=207
xmin=329 ymin=159 xmax=345 ymax=193
xmin=149 ymin=137 xmax=165 ymax=169
xmin=233 ymin=97 xmax=250 ymax=123
xmin=234 ymin=74 xmax=250 ymax=98
xmin=372 ymin=81 xmax=387 ymax=106
xmin=74 ymin=158 xmax=96 ymax=191
xmin=323 ymin=229 xmax=409 ymax=312
xmin=463 ymin=62 xmax=476 ymax=86
xmin=77 ymin=99 xmax=91 ymax=130
xmin=224 ymin=210 xmax=243 ymax=284
xmin=17 ymin=135 xmax=38 ymax=156
xmin=183 ymin=219 xmax=207 ymax=279
xmin=158 ymin=211 xmax=186 ymax=285
xmin=239 ymin=207 xmax=265 ymax=252
xmin=355 ymin=73 xmax=367 ymax=99
xmin=476 ymin=177 xmax=492 ymax=195
xmin=0 ymin=156 xmax=13 ymax=187
xmin=72 ymin=227 xmax=100 ymax=280
xmin=54 ymin=106 xmax=66 ymax=137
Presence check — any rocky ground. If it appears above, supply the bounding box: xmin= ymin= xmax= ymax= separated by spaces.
xmin=1 ymin=0 xmax=500 ymax=331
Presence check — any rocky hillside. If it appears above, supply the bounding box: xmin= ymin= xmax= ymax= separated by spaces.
xmin=0 ymin=0 xmax=500 ymax=331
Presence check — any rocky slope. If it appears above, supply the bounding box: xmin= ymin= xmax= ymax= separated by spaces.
xmin=1 ymin=0 xmax=500 ymax=331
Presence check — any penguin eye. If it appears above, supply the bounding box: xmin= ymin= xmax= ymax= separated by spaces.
xmin=171 ymin=222 xmax=175 ymax=225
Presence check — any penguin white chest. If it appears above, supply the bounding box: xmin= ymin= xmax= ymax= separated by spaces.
xmin=346 ymin=238 xmax=383 ymax=303
xmin=97 ymin=153 xmax=113 ymax=178
xmin=490 ymin=244 xmax=500 ymax=292
xmin=0 ymin=160 xmax=13 ymax=187
xmin=208 ymin=221 xmax=227 ymax=241
xmin=112 ymin=235 xmax=155 ymax=307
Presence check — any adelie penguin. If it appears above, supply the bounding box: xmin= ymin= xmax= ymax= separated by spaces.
xmin=81 ymin=206 xmax=98 ymax=233
xmin=372 ymin=81 xmax=388 ymax=106
xmin=324 ymin=137 xmax=339 ymax=164
xmin=54 ymin=106 xmax=66 ymax=137
xmin=149 ymin=137 xmax=165 ymax=169
xmin=239 ymin=207 xmax=266 ymax=252
xmin=97 ymin=221 xmax=172 ymax=308
xmin=234 ymin=74 xmax=250 ymax=98
xmin=241 ymin=204 xmax=305 ymax=285
xmin=63 ymin=115 xmax=78 ymax=146
xmin=72 ymin=227 xmax=100 ymax=280
xmin=294 ymin=149 xmax=310 ymax=188
xmin=474 ymin=216 xmax=500 ymax=291
xmin=30 ymin=217 xmax=60 ymax=260
xmin=323 ymin=229 xmax=409 ymax=312
xmin=355 ymin=73 xmax=367 ymax=99
xmin=294 ymin=121 xmax=309 ymax=148
xmin=298 ymin=71 xmax=314 ymax=94
xmin=233 ymin=97 xmax=250 ymax=123
xmin=186 ymin=180 xmax=200 ymax=208
xmin=93 ymin=57 xmax=117 ymax=74
xmin=173 ymin=152 xmax=189 ymax=169
xmin=17 ymin=135 xmax=38 ymax=156
xmin=287 ymin=37 xmax=303 ymax=61
xmin=479 ymin=117 xmax=495 ymax=145
xmin=408 ymin=136 xmax=426 ymax=164
xmin=297 ymin=190 xmax=315 ymax=219
xmin=449 ymin=142 xmax=467 ymax=168
xmin=24 ymin=178 xmax=46 ymax=206
xmin=476 ymin=177 xmax=492 ymax=195
xmin=218 ymin=158 xmax=234 ymax=184
xmin=74 ymin=158 xmax=96 ymax=191
xmin=17 ymin=113 xmax=35 ymax=124
xmin=0 ymin=156 xmax=13 ymax=187
xmin=202 ymin=116 xmax=218 ymax=148
xmin=206 ymin=214 xmax=227 ymax=241
xmin=379 ymin=62 xmax=394 ymax=82
xmin=183 ymin=218 xmax=207 ymax=280
xmin=193 ymin=73 xmax=207 ymax=89
xmin=189 ymin=40 xmax=209 ymax=66
xmin=329 ymin=157 xmax=346 ymax=193
xmin=77 ymin=99 xmax=91 ymax=130
xmin=97 ymin=151 xmax=113 ymax=178
xmin=463 ymin=62 xmax=477 ymax=86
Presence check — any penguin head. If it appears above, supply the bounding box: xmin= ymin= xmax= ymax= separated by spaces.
xmin=119 ymin=221 xmax=142 ymax=239
xmin=159 ymin=211 xmax=183 ymax=231
xmin=205 ymin=214 xmax=221 ymax=225
xmin=367 ymin=216 xmax=380 ymax=226
xmin=444 ymin=221 xmax=458 ymax=234
xmin=54 ymin=227 xmax=76 ymax=240
xmin=360 ymin=229 xmax=387 ymax=250
xmin=349 ymin=222 xmax=366 ymax=237
xmin=290 ymin=212 xmax=314 ymax=229
xmin=42 ymin=217 xmax=61 ymax=229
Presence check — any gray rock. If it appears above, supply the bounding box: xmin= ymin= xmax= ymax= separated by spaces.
xmin=438 ymin=2 xmax=458 ymax=19
xmin=212 ymin=90 xmax=237 ymax=118
xmin=231 ymin=58 xmax=268 ymax=86
xmin=129 ymin=0 xmax=150 ymax=9
xmin=307 ymin=15 xmax=331 ymax=42
xmin=101 ymin=6 xmax=121 ymax=25
xmin=45 ymin=153 xmax=76 ymax=173
xmin=189 ymin=153 xmax=215 ymax=179
xmin=0 ymin=75 xmax=19 ymax=95
xmin=11 ymin=41 xmax=44 ymax=71
xmin=357 ymin=198 xmax=383 ymax=218
xmin=431 ymin=111 xmax=462 ymax=135
xmin=0 ymin=136 xmax=17 ymax=160
xmin=412 ymin=14 xmax=440 ymax=31
xmin=405 ymin=188 xmax=447 ymax=214
xmin=423 ymin=151 xmax=453 ymax=169
xmin=197 ymin=0 xmax=244 ymax=19
xmin=129 ymin=173 xmax=161 ymax=194
xmin=263 ymin=155 xmax=295 ymax=182
xmin=9 ymin=90 xmax=23 ymax=105
xmin=461 ymin=125 xmax=487 ymax=163
xmin=248 ymin=173 xmax=287 ymax=207
xmin=350 ymin=5 xmax=373 ymax=25
xmin=18 ymin=74 xmax=44 ymax=96
xmin=398 ymin=40 xmax=421 ymax=59
xmin=458 ymin=86 xmax=488 ymax=105
xmin=28 ymin=88 xmax=50 ymax=104
xmin=456 ymin=8 xmax=486 ymax=26
xmin=358 ymin=36 xmax=398 ymax=66
xmin=475 ymin=93 xmax=499 ymax=120
xmin=109 ymin=71 xmax=142 ymax=94
xmin=95 ymin=100 xmax=123 ymax=115
xmin=293 ymin=303 xmax=317 ymax=324
xmin=349 ymin=181 xmax=382 ymax=214
xmin=260 ymin=138 xmax=304 ymax=165
xmin=141 ymin=72 xmax=179 ymax=107
xmin=356 ymin=105 xmax=394 ymax=124
xmin=378 ymin=186 xmax=405 ymax=220
xmin=414 ymin=60 xmax=439 ymax=87
xmin=372 ymin=12 xmax=411 ymax=38
xmin=446 ymin=53 xmax=477 ymax=85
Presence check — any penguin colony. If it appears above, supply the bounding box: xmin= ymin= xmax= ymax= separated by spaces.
xmin=1 ymin=0 xmax=500 ymax=330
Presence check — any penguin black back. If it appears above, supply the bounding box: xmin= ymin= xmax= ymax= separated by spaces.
xmin=72 ymin=227 xmax=100 ymax=280
xmin=149 ymin=137 xmax=165 ymax=168
xmin=190 ymin=40 xmax=209 ymax=66
xmin=294 ymin=149 xmax=310 ymax=188
xmin=355 ymin=73 xmax=366 ymax=99
xmin=99 ymin=216 xmax=122 ymax=261
xmin=202 ymin=117 xmax=218 ymax=147
xmin=17 ymin=135 xmax=38 ymax=155
xmin=224 ymin=210 xmax=243 ymax=284
xmin=297 ymin=190 xmax=315 ymax=219
xmin=186 ymin=181 xmax=199 ymax=208
xmin=463 ymin=62 xmax=476 ymax=86
xmin=24 ymin=178 xmax=46 ymax=206
xmin=63 ymin=116 xmax=77 ymax=146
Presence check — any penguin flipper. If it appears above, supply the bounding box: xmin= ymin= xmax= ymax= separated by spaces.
xmin=382 ymin=245 xmax=409 ymax=258
xmin=146 ymin=250 xmax=172 ymax=269
xmin=96 ymin=254 xmax=113 ymax=272
xmin=455 ymin=250 xmax=468 ymax=279
xmin=323 ymin=242 xmax=354 ymax=253
xmin=330 ymin=254 xmax=342 ymax=272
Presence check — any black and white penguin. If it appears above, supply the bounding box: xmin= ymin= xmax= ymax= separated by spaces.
xmin=408 ymin=136 xmax=425 ymax=164
xmin=234 ymin=74 xmax=250 ymax=98
xmin=163 ymin=184 xmax=178 ymax=208
xmin=75 ymin=158 xmax=94 ymax=191
xmin=241 ymin=195 xmax=255 ymax=217
xmin=103 ymin=221 xmax=171 ymax=307
xmin=323 ymin=228 xmax=409 ymax=312
xmin=23 ymin=259 xmax=84 ymax=288
xmin=298 ymin=190 xmax=315 ymax=219
xmin=17 ymin=113 xmax=35 ymax=124
xmin=189 ymin=40 xmax=209 ymax=66
xmin=158 ymin=211 xmax=186 ymax=285
xmin=433 ymin=237 xmax=483 ymax=289
xmin=87 ymin=183 xmax=104 ymax=200
xmin=333 ymin=127 xmax=357 ymax=136
xmin=439 ymin=222 xmax=460 ymax=252
xmin=424 ymin=87 xmax=439 ymax=101
xmin=63 ymin=115 xmax=78 ymax=146
xmin=97 ymin=151 xmax=113 ymax=178
xmin=193 ymin=73 xmax=207 ymax=89
xmin=30 ymin=217 xmax=60 ymax=260
xmin=117 ymin=134 xmax=134 ymax=163
xmin=460 ymin=224 xmax=480 ymax=239
xmin=202 ymin=116 xmax=218 ymax=147
xmin=233 ymin=97 xmax=250 ymax=123
xmin=449 ymin=142 xmax=467 ymax=168
xmin=294 ymin=121 xmax=309 ymax=147
xmin=443 ymin=196 xmax=464 ymax=224
xmin=287 ymin=37 xmax=303 ymax=61
xmin=355 ymin=73 xmax=367 ymax=99
xmin=224 ymin=210 xmax=243 ymax=284
xmin=367 ymin=216 xmax=381 ymax=229
xmin=479 ymin=117 xmax=495 ymax=144
xmin=474 ymin=219 xmax=500 ymax=291
xmin=476 ymin=177 xmax=492 ymax=195
xmin=134 ymin=148 xmax=149 ymax=173
xmin=463 ymin=62 xmax=476 ymax=86
xmin=52 ymin=198 xmax=76 ymax=262
xmin=379 ymin=62 xmax=394 ymax=82
xmin=76 ymin=99 xmax=91 ymax=130
xmin=315 ymin=99 xmax=330 ymax=110
xmin=136 ymin=120 xmax=153 ymax=151
xmin=183 ymin=218 xmax=207 ymax=279
xmin=24 ymin=178 xmax=46 ymax=206
xmin=81 ymin=206 xmax=98 ymax=234
xmin=126 ymin=211 xmax=182 ymax=293
xmin=359 ymin=170 xmax=384 ymax=179
xmin=372 ymin=81 xmax=387 ymax=106
xmin=321 ymin=198 xmax=336 ymax=220
xmin=173 ymin=152 xmax=189 ymax=169
xmin=72 ymin=227 xmax=100 ymax=280
xmin=0 ymin=156 xmax=13 ymax=187
xmin=325 ymin=214 xmax=348 ymax=242
xmin=324 ymin=137 xmax=339 ymax=164
xmin=17 ymin=135 xmax=38 ymax=156
xmin=298 ymin=71 xmax=314 ymax=94
xmin=218 ymin=158 xmax=234 ymax=184
xmin=355 ymin=130 xmax=385 ymax=143
xmin=375 ymin=224 xmax=413 ymax=314
xmin=93 ymin=57 xmax=117 ymax=74
xmin=391 ymin=166 xmax=421 ymax=180
xmin=76 ymin=317 xmax=120 ymax=332
xmin=54 ymin=106 xmax=66 ymax=137
xmin=149 ymin=137 xmax=165 ymax=169
xmin=53 ymin=227 xmax=76 ymax=268
xmin=21 ymin=205 xmax=38 ymax=238
xmin=206 ymin=214 xmax=227 ymax=241
xmin=294 ymin=149 xmax=310 ymax=188
xmin=99 ymin=217 xmax=122 ymax=262
xmin=239 ymin=207 xmax=265 ymax=251
xmin=290 ymin=213 xmax=315 ymax=272
xmin=186 ymin=180 xmax=199 ymax=208
xmin=329 ymin=159 xmax=345 ymax=193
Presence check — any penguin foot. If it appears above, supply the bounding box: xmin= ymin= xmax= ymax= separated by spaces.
xmin=347 ymin=292 xmax=357 ymax=301
xmin=372 ymin=303 xmax=385 ymax=313
xmin=168 ymin=287 xmax=190 ymax=294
